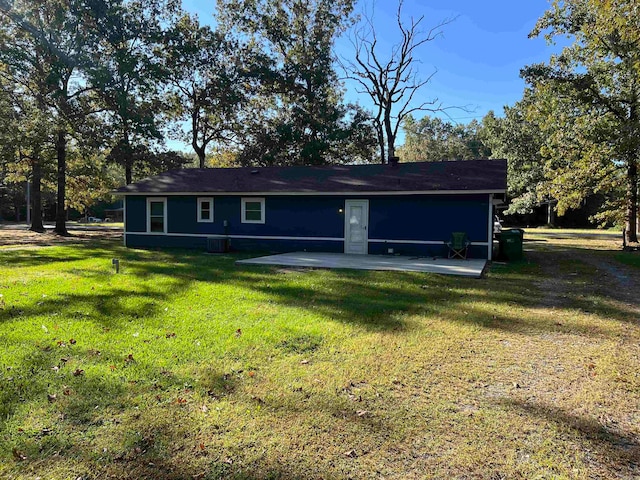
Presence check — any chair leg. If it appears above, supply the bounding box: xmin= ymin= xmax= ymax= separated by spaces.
xmin=449 ymin=248 xmax=466 ymax=259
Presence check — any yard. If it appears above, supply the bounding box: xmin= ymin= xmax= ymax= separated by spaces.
xmin=0 ymin=229 xmax=639 ymax=479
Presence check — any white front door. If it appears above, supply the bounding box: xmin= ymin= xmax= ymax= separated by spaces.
xmin=344 ymin=200 xmax=369 ymax=254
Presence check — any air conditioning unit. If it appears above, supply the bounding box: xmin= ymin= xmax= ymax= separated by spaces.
xmin=206 ymin=237 xmax=228 ymax=253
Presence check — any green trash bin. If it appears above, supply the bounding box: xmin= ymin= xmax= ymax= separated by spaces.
xmin=498 ymin=229 xmax=524 ymax=261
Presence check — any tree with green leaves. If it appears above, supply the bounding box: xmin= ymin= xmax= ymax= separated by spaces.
xmin=83 ymin=0 xmax=180 ymax=184
xmin=479 ymin=95 xmax=548 ymax=217
xmin=523 ymin=0 xmax=640 ymax=242
xmin=162 ymin=13 xmax=247 ymax=168
xmin=217 ymin=0 xmax=376 ymax=166
xmin=0 ymin=78 xmax=54 ymax=232
xmin=399 ymin=115 xmax=490 ymax=162
xmin=0 ymin=0 xmax=96 ymax=234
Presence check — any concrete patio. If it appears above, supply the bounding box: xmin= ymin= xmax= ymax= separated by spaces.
xmin=236 ymin=252 xmax=487 ymax=278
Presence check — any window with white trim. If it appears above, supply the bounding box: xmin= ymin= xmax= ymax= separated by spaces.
xmin=241 ymin=197 xmax=265 ymax=224
xmin=197 ymin=197 xmax=214 ymax=222
xmin=147 ymin=197 xmax=167 ymax=233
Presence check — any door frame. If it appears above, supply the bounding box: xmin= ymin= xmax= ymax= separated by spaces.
xmin=344 ymin=199 xmax=369 ymax=254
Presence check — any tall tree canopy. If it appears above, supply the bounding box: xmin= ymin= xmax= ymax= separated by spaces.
xmin=162 ymin=13 xmax=247 ymax=168
xmin=217 ymin=0 xmax=376 ymax=166
xmin=83 ymin=0 xmax=180 ymax=184
xmin=480 ymin=95 xmax=547 ymax=216
xmin=0 ymin=0 xmax=96 ymax=233
xmin=523 ymin=0 xmax=640 ymax=242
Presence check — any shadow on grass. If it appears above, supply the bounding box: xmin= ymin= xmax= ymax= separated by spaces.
xmin=2 ymin=241 xmax=640 ymax=478
xmin=498 ymin=398 xmax=640 ymax=476
xmin=3 ymin=243 xmax=638 ymax=336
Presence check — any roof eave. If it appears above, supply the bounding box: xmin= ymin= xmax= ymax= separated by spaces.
xmin=113 ymin=189 xmax=507 ymax=196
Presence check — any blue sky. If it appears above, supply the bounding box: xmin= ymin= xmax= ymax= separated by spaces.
xmin=334 ymin=0 xmax=561 ymax=123
xmin=175 ymin=0 xmax=561 ymax=150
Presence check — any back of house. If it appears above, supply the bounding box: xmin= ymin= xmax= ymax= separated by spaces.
xmin=115 ymin=159 xmax=507 ymax=259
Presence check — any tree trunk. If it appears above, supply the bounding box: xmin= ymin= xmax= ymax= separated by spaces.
xmin=625 ymin=160 xmax=638 ymax=243
xmin=193 ymin=141 xmax=206 ymax=169
xmin=191 ymin=109 xmax=206 ymax=169
xmin=384 ymin=114 xmax=395 ymax=162
xmin=15 ymin=197 xmax=21 ymax=222
xmin=375 ymin=120 xmax=385 ymax=164
xmin=54 ymin=129 xmax=68 ymax=235
xmin=547 ymin=200 xmax=555 ymax=227
xmin=125 ymin=161 xmax=133 ymax=185
xmin=30 ymin=157 xmax=44 ymax=232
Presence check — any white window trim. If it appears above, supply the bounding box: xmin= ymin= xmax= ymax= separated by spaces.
xmin=147 ymin=197 xmax=167 ymax=233
xmin=241 ymin=197 xmax=265 ymax=224
xmin=197 ymin=197 xmax=214 ymax=223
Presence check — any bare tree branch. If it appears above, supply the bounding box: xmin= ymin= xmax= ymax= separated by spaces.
xmin=339 ymin=0 xmax=456 ymax=163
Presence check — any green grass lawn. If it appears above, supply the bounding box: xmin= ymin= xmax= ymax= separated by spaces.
xmin=1 ymin=238 xmax=639 ymax=479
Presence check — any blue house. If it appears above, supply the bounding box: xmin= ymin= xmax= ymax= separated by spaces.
xmin=115 ymin=159 xmax=507 ymax=260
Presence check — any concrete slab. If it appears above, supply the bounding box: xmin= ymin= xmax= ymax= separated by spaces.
xmin=236 ymin=252 xmax=487 ymax=278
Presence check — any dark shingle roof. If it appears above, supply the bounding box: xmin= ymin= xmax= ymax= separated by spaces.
xmin=115 ymin=159 xmax=507 ymax=195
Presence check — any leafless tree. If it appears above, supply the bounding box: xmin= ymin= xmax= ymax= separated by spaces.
xmin=341 ymin=0 xmax=456 ymax=163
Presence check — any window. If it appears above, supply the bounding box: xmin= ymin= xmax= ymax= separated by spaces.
xmin=241 ymin=197 xmax=265 ymax=224
xmin=197 ymin=197 xmax=214 ymax=222
xmin=147 ymin=197 xmax=166 ymax=233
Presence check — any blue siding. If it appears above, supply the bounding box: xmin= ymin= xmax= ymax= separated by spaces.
xmin=369 ymin=195 xmax=488 ymax=243
xmin=166 ymin=196 xmax=345 ymax=237
xmin=125 ymin=196 xmax=147 ymax=232
xmin=124 ymin=193 xmax=491 ymax=258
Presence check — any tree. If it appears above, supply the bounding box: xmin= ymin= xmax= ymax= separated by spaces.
xmin=162 ymin=14 xmax=247 ymax=168
xmin=218 ymin=0 xmax=376 ymax=166
xmin=0 ymin=0 xmax=96 ymax=235
xmin=0 ymin=79 xmax=54 ymax=231
xmin=523 ymin=0 xmax=640 ymax=242
xmin=0 ymin=11 xmax=62 ymax=232
xmin=479 ymin=96 xmax=547 ymax=217
xmin=341 ymin=1 xmax=454 ymax=163
xmin=399 ymin=115 xmax=490 ymax=162
xmin=83 ymin=0 xmax=180 ymax=184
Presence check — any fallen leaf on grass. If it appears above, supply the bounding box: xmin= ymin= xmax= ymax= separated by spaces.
xmin=300 ymin=359 xmax=309 ymax=365
xmin=356 ymin=410 xmax=369 ymax=417
xmin=343 ymin=449 xmax=357 ymax=458
xmin=125 ymin=354 xmax=135 ymax=363
xmin=175 ymin=397 xmax=187 ymax=405
xmin=73 ymin=369 xmax=84 ymax=377
xmin=47 ymin=394 xmax=57 ymax=403
xmin=235 ymin=329 xmax=242 ymax=337
xmin=12 ymin=448 xmax=27 ymax=461
xmin=69 ymin=338 xmax=76 ymax=345
xmin=248 ymin=371 xmax=255 ymax=378
xmin=200 ymin=405 xmax=208 ymax=413
xmin=109 ymin=365 xmax=116 ymax=371
xmin=166 ymin=332 xmax=176 ymax=338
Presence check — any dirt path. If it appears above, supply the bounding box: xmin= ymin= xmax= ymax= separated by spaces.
xmin=0 ymin=225 xmax=122 ymax=249
xmin=531 ymin=247 xmax=640 ymax=315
